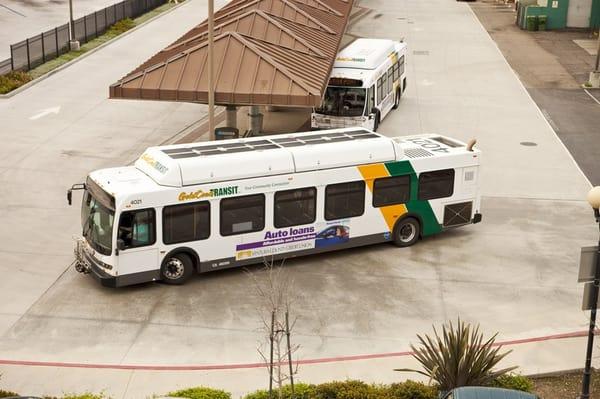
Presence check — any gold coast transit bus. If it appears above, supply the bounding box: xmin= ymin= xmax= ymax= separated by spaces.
xmin=68 ymin=128 xmax=481 ymax=287
xmin=312 ymin=38 xmax=408 ymax=131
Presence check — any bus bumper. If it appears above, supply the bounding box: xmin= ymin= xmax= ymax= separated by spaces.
xmin=472 ymin=213 xmax=483 ymax=224
xmin=88 ymin=262 xmax=118 ymax=288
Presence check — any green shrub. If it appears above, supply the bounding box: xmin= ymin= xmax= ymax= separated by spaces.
xmin=0 ymin=71 xmax=32 ymax=94
xmin=0 ymin=390 xmax=19 ymax=398
xmin=168 ymin=386 xmax=231 ymax=399
xmin=490 ymin=374 xmax=534 ymax=393
xmin=386 ymin=380 xmax=438 ymax=399
xmin=107 ymin=18 xmax=135 ymax=36
xmin=312 ymin=380 xmax=384 ymax=399
xmin=244 ymin=383 xmax=315 ymax=399
xmin=61 ymin=394 xmax=107 ymax=399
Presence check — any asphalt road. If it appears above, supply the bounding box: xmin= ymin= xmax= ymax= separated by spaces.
xmin=0 ymin=0 xmax=597 ymax=397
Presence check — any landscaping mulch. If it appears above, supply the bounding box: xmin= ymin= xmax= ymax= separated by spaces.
xmin=531 ymin=369 xmax=600 ymax=399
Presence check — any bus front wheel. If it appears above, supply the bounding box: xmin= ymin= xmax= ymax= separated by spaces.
xmin=392 ymin=217 xmax=420 ymax=247
xmin=373 ymin=111 xmax=381 ymax=132
xmin=392 ymin=89 xmax=401 ymax=110
xmin=161 ymin=253 xmax=194 ymax=285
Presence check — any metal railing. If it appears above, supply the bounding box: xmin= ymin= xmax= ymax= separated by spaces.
xmin=1 ymin=0 xmax=166 ymax=74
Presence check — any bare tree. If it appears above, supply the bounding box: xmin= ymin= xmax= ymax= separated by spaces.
xmin=248 ymin=259 xmax=300 ymax=398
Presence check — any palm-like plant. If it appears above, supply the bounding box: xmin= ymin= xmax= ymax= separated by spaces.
xmin=396 ymin=319 xmax=517 ymax=392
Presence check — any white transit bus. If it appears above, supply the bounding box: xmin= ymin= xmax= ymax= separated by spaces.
xmin=67 ymin=128 xmax=482 ymax=287
xmin=311 ymin=38 xmax=408 ymax=131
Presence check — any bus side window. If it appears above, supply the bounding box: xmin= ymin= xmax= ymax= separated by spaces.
xmin=220 ymin=194 xmax=265 ymax=236
xmin=163 ymin=201 xmax=210 ymax=244
xmin=418 ymin=169 xmax=455 ymax=200
xmin=274 ymin=187 xmax=317 ymax=228
xmin=373 ymin=175 xmax=410 ymax=207
xmin=377 ymin=77 xmax=383 ymax=105
xmin=325 ymin=181 xmax=365 ymax=220
xmin=118 ymin=209 xmax=156 ymax=249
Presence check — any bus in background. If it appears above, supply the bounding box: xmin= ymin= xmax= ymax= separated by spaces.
xmin=67 ymin=128 xmax=481 ymax=288
xmin=311 ymin=38 xmax=407 ymax=131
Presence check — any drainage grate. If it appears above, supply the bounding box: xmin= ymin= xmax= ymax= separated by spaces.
xmin=520 ymin=141 xmax=538 ymax=147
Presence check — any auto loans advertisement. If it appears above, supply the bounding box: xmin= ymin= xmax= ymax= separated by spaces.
xmin=235 ymin=222 xmax=351 ymax=260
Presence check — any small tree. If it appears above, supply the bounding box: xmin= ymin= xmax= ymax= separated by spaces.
xmin=396 ymin=319 xmax=517 ymax=393
xmin=248 ymin=259 xmax=300 ymax=398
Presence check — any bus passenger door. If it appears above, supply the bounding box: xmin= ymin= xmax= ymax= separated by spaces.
xmin=366 ymin=85 xmax=376 ymax=130
xmin=116 ymin=208 xmax=159 ymax=279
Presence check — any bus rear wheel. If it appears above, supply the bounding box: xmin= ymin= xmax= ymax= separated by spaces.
xmin=392 ymin=217 xmax=420 ymax=247
xmin=161 ymin=253 xmax=194 ymax=285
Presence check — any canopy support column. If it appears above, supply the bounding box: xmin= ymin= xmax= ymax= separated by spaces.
xmin=248 ymin=105 xmax=263 ymax=136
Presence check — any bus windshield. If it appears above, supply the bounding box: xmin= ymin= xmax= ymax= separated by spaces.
xmin=81 ymin=190 xmax=114 ymax=256
xmin=315 ymin=87 xmax=366 ymax=117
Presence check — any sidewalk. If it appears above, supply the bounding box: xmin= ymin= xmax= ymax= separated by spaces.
xmin=0 ymin=334 xmax=591 ymax=398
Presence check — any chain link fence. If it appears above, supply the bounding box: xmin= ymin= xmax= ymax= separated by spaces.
xmin=1 ymin=0 xmax=167 ymax=74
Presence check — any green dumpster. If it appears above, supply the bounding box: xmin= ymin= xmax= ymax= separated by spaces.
xmin=538 ymin=15 xmax=547 ymax=31
xmin=526 ymin=15 xmax=538 ymax=31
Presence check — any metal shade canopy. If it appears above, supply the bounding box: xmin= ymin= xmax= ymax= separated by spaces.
xmin=109 ymin=0 xmax=354 ymax=107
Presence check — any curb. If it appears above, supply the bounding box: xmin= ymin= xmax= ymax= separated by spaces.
xmin=0 ymin=0 xmax=187 ymax=99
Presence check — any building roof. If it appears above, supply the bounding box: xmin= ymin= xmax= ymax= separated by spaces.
xmin=109 ymin=0 xmax=354 ymax=106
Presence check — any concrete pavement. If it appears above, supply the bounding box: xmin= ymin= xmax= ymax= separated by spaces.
xmin=0 ymin=0 xmax=224 ymax=336
xmin=0 ymin=0 xmax=598 ymax=397
xmin=470 ymin=0 xmax=600 ymax=185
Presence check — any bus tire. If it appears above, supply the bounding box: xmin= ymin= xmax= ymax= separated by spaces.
xmin=160 ymin=253 xmax=194 ymax=285
xmin=392 ymin=88 xmax=401 ymax=109
xmin=392 ymin=217 xmax=420 ymax=247
xmin=373 ymin=111 xmax=381 ymax=132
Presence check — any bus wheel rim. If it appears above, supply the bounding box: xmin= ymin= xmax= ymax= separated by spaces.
xmin=400 ymin=223 xmax=415 ymax=242
xmin=165 ymin=258 xmax=185 ymax=279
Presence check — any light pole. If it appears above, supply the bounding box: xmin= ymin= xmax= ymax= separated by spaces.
xmin=68 ymin=0 xmax=80 ymax=50
xmin=207 ymin=0 xmax=215 ymax=140
xmin=589 ymin=30 xmax=600 ymax=87
xmin=581 ymin=186 xmax=600 ymax=399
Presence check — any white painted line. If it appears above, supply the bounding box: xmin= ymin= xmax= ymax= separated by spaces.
xmin=466 ymin=4 xmax=593 ymax=188
xmin=29 ymin=106 xmax=60 ymax=120
xmin=584 ymin=89 xmax=600 ymax=105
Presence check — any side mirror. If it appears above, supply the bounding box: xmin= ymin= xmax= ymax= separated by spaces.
xmin=67 ymin=190 xmax=72 ymax=206
xmin=117 ymin=239 xmax=126 ymax=251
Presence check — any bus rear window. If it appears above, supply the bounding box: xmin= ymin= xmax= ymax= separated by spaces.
xmin=418 ymin=169 xmax=455 ymax=200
